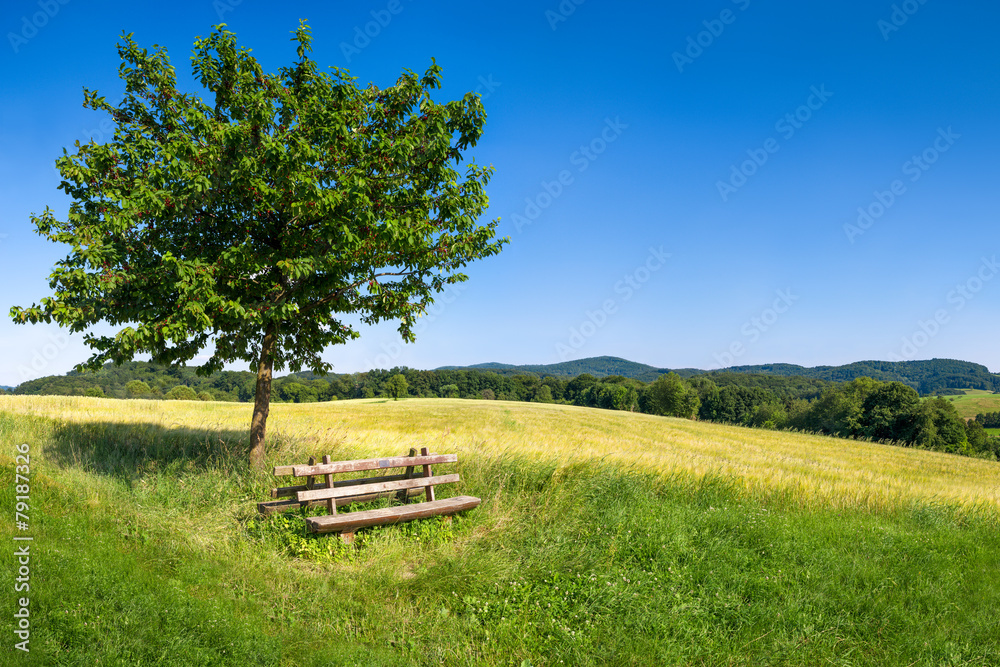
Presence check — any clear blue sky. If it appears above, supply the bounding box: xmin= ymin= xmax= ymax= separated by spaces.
xmin=2 ymin=0 xmax=999 ymax=386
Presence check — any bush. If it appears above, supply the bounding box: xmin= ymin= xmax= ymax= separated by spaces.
xmin=166 ymin=385 xmax=198 ymax=401
xmin=125 ymin=380 xmax=151 ymax=397
xmin=197 ymin=391 xmax=214 ymax=401
xmin=85 ymin=386 xmax=105 ymax=397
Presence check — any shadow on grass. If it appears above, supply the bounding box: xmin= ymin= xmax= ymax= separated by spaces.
xmin=45 ymin=419 xmax=265 ymax=483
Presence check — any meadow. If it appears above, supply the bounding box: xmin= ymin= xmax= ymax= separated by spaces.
xmin=3 ymin=395 xmax=1000 ymax=665
xmin=937 ymin=389 xmax=1000 ymax=419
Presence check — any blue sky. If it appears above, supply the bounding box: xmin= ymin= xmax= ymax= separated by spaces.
xmin=2 ymin=0 xmax=999 ymax=385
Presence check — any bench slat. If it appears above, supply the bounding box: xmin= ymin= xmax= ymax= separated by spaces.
xmin=296 ymin=473 xmax=460 ymax=503
xmin=257 ymin=488 xmax=425 ymax=516
xmin=306 ymin=496 xmax=482 ymax=534
xmin=290 ymin=454 xmax=457 ymax=478
xmin=271 ymin=473 xmax=415 ymax=499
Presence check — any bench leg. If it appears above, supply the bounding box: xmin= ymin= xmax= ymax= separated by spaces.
xmin=340 ymin=531 xmax=355 ymax=545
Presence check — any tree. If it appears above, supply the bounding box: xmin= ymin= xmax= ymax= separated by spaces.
xmin=166 ymin=385 xmax=198 ymax=400
xmin=646 ymin=372 xmax=699 ymax=418
xmin=125 ymin=379 xmax=151 ymax=397
xmin=10 ymin=23 xmax=506 ymax=467
xmin=858 ymin=381 xmax=920 ymax=442
xmin=385 ymin=374 xmax=409 ymax=400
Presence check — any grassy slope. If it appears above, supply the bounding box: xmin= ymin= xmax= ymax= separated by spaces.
xmin=937 ymin=390 xmax=1000 ymax=419
xmin=2 ymin=395 xmax=1000 ymax=666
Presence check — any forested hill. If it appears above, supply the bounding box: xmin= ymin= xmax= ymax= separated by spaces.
xmin=719 ymin=359 xmax=1000 ymax=394
xmin=441 ymin=357 xmax=1000 ymax=394
xmin=437 ymin=356 xmax=702 ymax=382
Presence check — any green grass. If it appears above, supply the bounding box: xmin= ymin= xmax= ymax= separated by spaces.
xmin=3 ymin=400 xmax=1000 ymax=665
xmin=935 ymin=390 xmax=1000 ymax=419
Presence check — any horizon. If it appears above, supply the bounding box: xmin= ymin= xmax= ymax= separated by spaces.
xmin=6 ymin=353 xmax=999 ymax=388
xmin=2 ymin=1 xmax=998 ymax=385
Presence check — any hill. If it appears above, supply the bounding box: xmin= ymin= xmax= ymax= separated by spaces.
xmin=439 ymin=356 xmax=1000 ymax=393
xmin=2 ymin=395 xmax=1000 ymax=665
xmin=437 ymin=356 xmax=700 ymax=381
xmin=719 ymin=358 xmax=1000 ymax=394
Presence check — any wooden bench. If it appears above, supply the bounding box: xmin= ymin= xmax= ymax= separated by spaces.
xmin=258 ymin=447 xmax=480 ymax=542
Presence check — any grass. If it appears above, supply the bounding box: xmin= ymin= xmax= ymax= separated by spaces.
xmin=935 ymin=390 xmax=1000 ymax=419
xmin=2 ymin=395 xmax=1000 ymax=665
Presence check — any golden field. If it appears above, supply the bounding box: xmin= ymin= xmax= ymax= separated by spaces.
xmin=4 ymin=393 xmax=1000 ymax=513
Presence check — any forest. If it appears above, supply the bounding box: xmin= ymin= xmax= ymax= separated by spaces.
xmin=9 ymin=360 xmax=999 ymax=460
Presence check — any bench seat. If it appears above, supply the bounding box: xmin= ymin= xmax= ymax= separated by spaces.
xmin=306 ymin=495 xmax=481 ymax=534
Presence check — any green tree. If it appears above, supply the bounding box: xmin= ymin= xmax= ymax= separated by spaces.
xmin=385 ymin=374 xmax=409 ymax=400
xmin=197 ymin=391 xmax=214 ymax=401
xmin=125 ymin=379 xmax=151 ymax=397
xmin=10 ymin=23 xmax=506 ymax=467
xmin=166 ymin=385 xmax=198 ymax=400
xmin=859 ymin=381 xmax=921 ymax=442
xmin=646 ymin=372 xmax=699 ymax=418
xmin=534 ymin=385 xmax=553 ymax=403
xmin=84 ymin=386 xmax=105 ymax=397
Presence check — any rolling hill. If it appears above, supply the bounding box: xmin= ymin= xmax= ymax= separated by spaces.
xmin=441 ymin=356 xmax=1000 ymax=393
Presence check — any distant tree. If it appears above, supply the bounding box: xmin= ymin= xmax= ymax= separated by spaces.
xmin=859 ymin=382 xmax=920 ymax=442
xmin=565 ymin=373 xmax=598 ymax=403
xmin=535 ymin=385 xmax=553 ymax=403
xmin=197 ymin=391 xmax=214 ymax=401
xmin=910 ymin=397 xmax=967 ymax=453
xmin=965 ymin=418 xmax=989 ymax=454
xmin=166 ymin=385 xmax=198 ymax=401
xmin=479 ymin=388 xmax=496 ymax=400
xmin=10 ymin=22 xmax=506 ymax=467
xmin=85 ymin=386 xmax=105 ymax=398
xmin=439 ymin=383 xmax=459 ymax=398
xmin=125 ymin=380 xmax=151 ymax=397
xmin=646 ymin=372 xmax=699 ymax=418
xmin=385 ymin=374 xmax=409 ymax=400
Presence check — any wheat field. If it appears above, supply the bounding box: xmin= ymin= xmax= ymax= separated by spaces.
xmin=4 ymin=394 xmax=999 ymax=513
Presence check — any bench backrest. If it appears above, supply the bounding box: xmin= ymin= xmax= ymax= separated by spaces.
xmin=265 ymin=447 xmax=459 ymax=515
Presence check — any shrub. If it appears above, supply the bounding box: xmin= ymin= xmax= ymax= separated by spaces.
xmin=166 ymin=385 xmax=198 ymax=401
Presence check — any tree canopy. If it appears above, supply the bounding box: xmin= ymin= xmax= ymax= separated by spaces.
xmin=10 ymin=22 xmax=506 ymax=465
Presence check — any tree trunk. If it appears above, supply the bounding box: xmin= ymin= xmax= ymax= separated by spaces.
xmin=249 ymin=322 xmax=277 ymax=469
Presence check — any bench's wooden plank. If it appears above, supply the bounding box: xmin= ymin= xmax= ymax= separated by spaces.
xmin=258 ymin=488 xmax=424 ymax=515
xmin=296 ymin=473 xmax=460 ymax=503
xmin=273 ymin=464 xmax=296 ymax=476
xmin=306 ymin=495 xmax=481 ymax=534
xmin=271 ymin=473 xmax=417 ymax=499
xmin=292 ymin=454 xmax=457 ymax=477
